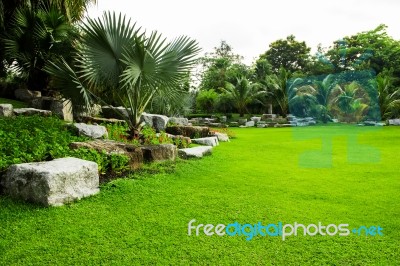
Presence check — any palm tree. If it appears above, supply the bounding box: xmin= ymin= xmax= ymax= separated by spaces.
xmin=329 ymin=81 xmax=370 ymax=122
xmin=0 ymin=0 xmax=96 ymax=76
xmin=263 ymin=67 xmax=291 ymax=116
xmin=376 ymin=72 xmax=400 ymax=120
xmin=311 ymin=74 xmax=337 ymax=122
xmin=224 ymin=76 xmax=264 ymax=117
xmin=45 ymin=12 xmax=200 ymax=136
xmin=287 ymin=78 xmax=316 ymax=117
xmin=3 ymin=3 xmax=74 ymax=90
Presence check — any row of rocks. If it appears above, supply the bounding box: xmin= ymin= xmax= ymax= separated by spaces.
xmin=70 ymin=140 xmax=178 ymax=169
xmin=0 ymin=134 xmax=225 ymax=207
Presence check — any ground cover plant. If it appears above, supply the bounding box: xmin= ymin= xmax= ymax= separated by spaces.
xmin=0 ymin=116 xmax=130 ymax=176
xmin=0 ymin=126 xmax=398 ymax=264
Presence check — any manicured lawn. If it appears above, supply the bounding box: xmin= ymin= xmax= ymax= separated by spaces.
xmin=0 ymin=97 xmax=28 ymax=108
xmin=0 ymin=125 xmax=399 ymax=264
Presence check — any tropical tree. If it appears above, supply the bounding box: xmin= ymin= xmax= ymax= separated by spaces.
xmin=224 ymin=76 xmax=264 ymax=117
xmin=329 ymin=81 xmax=370 ymax=122
xmin=325 ymin=24 xmax=400 ymax=77
xmin=287 ymin=79 xmax=316 ymax=117
xmin=309 ymin=74 xmax=338 ymax=122
xmin=0 ymin=0 xmax=96 ymax=77
xmin=375 ymin=70 xmax=400 ymax=119
xmin=45 ymin=12 xmax=200 ymax=135
xmin=197 ymin=41 xmax=244 ymax=93
xmin=4 ymin=4 xmax=75 ymax=90
xmin=260 ymin=35 xmax=311 ymax=74
xmin=262 ymin=67 xmax=291 ymax=116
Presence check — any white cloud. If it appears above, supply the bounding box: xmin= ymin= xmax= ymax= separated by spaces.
xmin=87 ymin=0 xmax=400 ymax=64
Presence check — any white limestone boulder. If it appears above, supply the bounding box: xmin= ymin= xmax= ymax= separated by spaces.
xmin=1 ymin=157 xmax=99 ymax=207
xmin=169 ymin=117 xmax=189 ymax=126
xmin=0 ymin=104 xmax=13 ymax=117
xmin=192 ymin=136 xmax=219 ymax=147
xmin=245 ymin=121 xmax=255 ymax=127
xmin=73 ymin=123 xmax=108 ymax=139
xmin=140 ymin=113 xmax=169 ymax=132
xmin=178 ymin=146 xmax=213 ymax=159
xmin=214 ymin=132 xmax=229 ymax=142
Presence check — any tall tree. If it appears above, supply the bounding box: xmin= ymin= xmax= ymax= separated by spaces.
xmin=260 ymin=35 xmax=311 ymax=74
xmin=197 ymin=40 xmax=244 ymax=92
xmin=325 ymin=24 xmax=400 ymax=77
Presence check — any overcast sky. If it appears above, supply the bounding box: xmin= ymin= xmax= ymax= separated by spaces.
xmin=87 ymin=0 xmax=400 ymax=64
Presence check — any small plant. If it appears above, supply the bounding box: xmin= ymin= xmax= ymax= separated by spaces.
xmin=140 ymin=126 xmax=174 ymax=146
xmin=103 ymin=122 xmax=130 ymax=142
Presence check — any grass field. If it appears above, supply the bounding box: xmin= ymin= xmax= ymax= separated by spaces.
xmin=0 ymin=125 xmax=399 ymax=265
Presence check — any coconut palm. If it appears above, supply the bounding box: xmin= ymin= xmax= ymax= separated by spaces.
xmin=329 ymin=81 xmax=370 ymax=122
xmin=263 ymin=67 xmax=291 ymax=116
xmin=311 ymin=74 xmax=337 ymax=122
xmin=287 ymin=78 xmax=316 ymax=117
xmin=45 ymin=12 xmax=200 ymax=135
xmin=224 ymin=76 xmax=264 ymax=117
xmin=376 ymin=72 xmax=400 ymax=119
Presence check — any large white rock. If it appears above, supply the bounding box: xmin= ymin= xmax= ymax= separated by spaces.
xmin=140 ymin=113 xmax=169 ymax=132
xmin=73 ymin=123 xmax=108 ymax=139
xmin=169 ymin=117 xmax=189 ymax=126
xmin=1 ymin=157 xmax=99 ymax=207
xmin=251 ymin=117 xmax=261 ymax=123
xmin=192 ymin=136 xmax=219 ymax=147
xmin=13 ymin=108 xmax=52 ymax=117
xmin=214 ymin=132 xmax=229 ymax=142
xmin=178 ymin=146 xmax=213 ymax=159
xmin=245 ymin=121 xmax=255 ymax=127
xmin=0 ymin=104 xmax=13 ymax=117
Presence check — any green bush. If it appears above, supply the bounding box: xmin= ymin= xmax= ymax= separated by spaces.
xmin=196 ymin=89 xmax=218 ymax=113
xmin=0 ymin=116 xmax=85 ymax=171
xmin=0 ymin=116 xmax=129 ymax=176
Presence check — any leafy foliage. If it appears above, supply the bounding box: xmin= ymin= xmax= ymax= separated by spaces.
xmin=45 ymin=12 xmax=200 ymax=135
xmin=3 ymin=3 xmax=76 ymax=90
xmin=195 ymin=89 xmax=219 ymax=113
xmin=261 ymin=35 xmax=311 ymax=74
xmin=0 ymin=116 xmax=129 ymax=175
xmin=224 ymin=77 xmax=264 ymax=117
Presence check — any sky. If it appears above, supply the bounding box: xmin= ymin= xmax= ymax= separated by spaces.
xmin=87 ymin=0 xmax=400 ymax=64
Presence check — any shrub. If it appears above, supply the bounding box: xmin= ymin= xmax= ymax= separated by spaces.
xmin=0 ymin=116 xmax=130 ymax=177
xmin=196 ymin=89 xmax=218 ymax=113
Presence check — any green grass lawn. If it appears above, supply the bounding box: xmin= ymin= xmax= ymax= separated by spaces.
xmin=0 ymin=97 xmax=28 ymax=108
xmin=0 ymin=125 xmax=399 ymax=264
